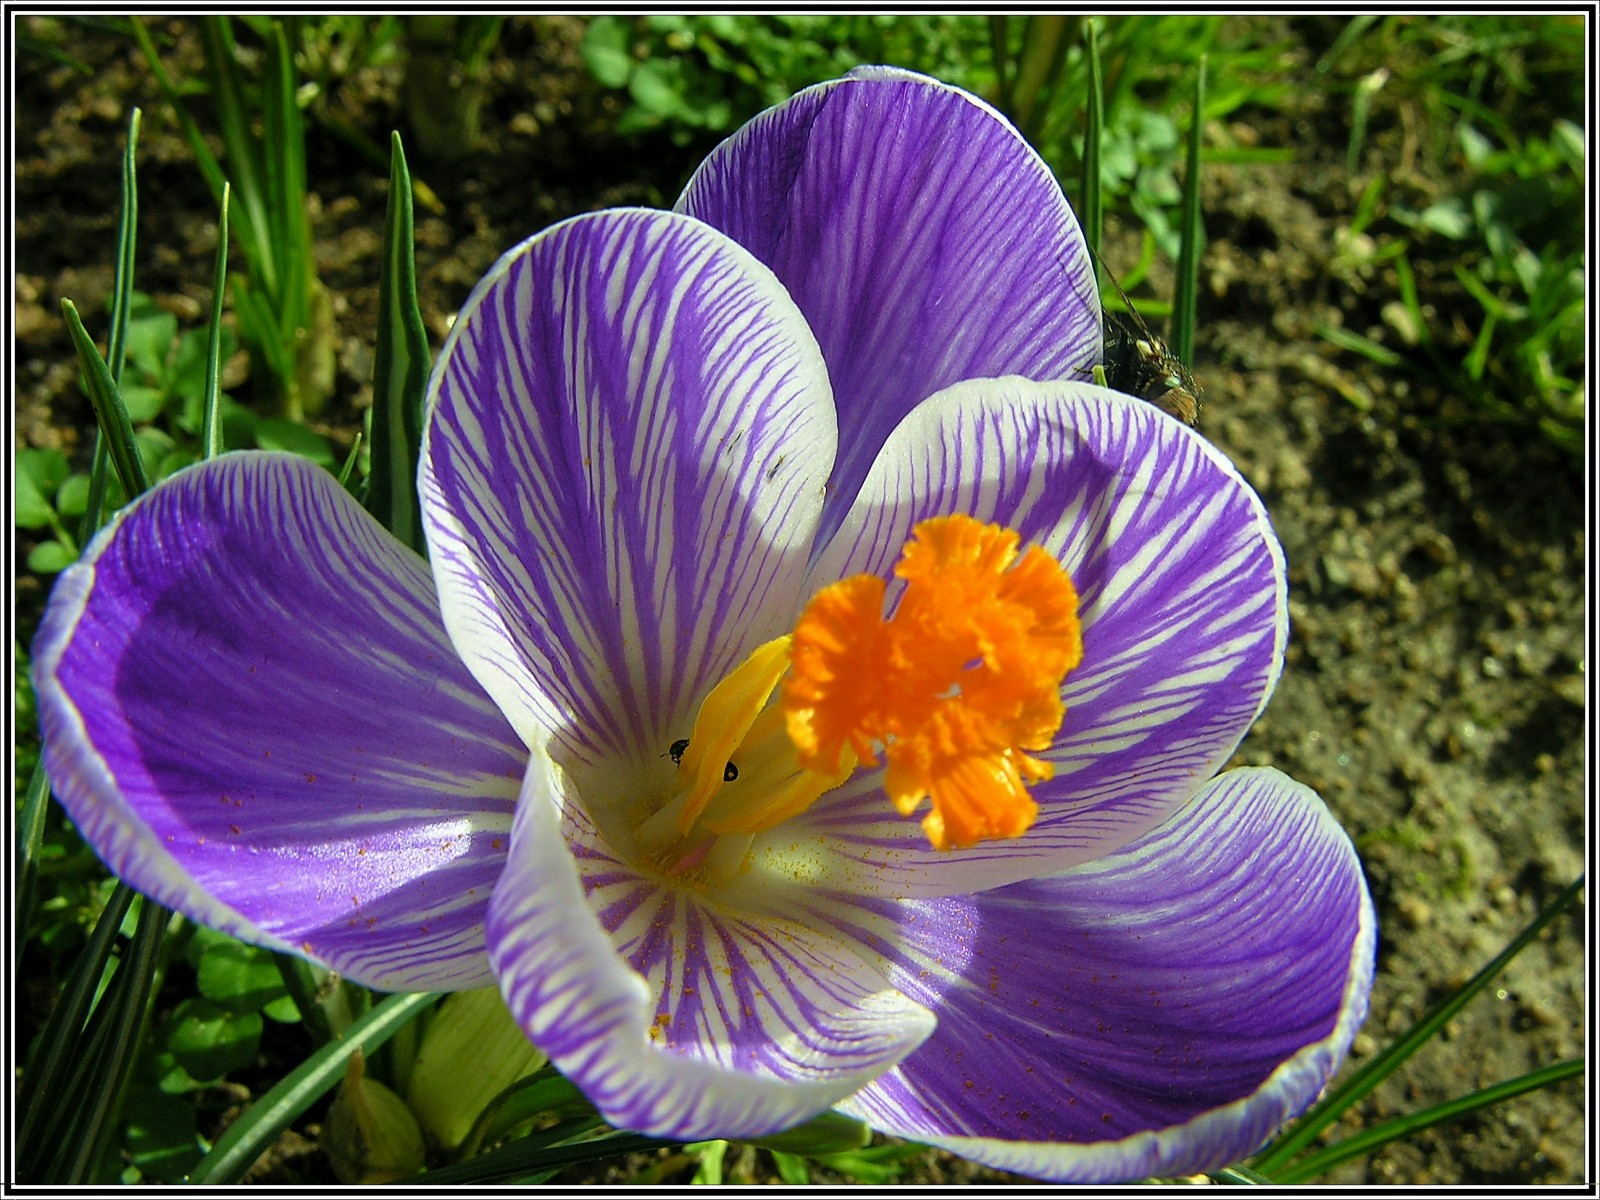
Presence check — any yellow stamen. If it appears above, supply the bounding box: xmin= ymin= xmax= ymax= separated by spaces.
xmin=648 ymin=514 xmax=1081 ymax=862
xmin=674 ymin=636 xmax=792 ymax=834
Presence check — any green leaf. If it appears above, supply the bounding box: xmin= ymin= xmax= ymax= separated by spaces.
xmin=1170 ymin=54 xmax=1204 ymax=364
xmin=263 ymin=992 xmax=303 ymax=1024
xmin=689 ymin=1139 xmax=728 ymax=1184
xmin=124 ymin=307 xmax=178 ymax=379
xmin=197 ymin=940 xmax=292 ymax=1013
xmin=770 ymin=1149 xmax=812 ymax=1185
xmin=165 ymin=997 xmax=263 ymax=1081
xmin=182 ymin=920 xmax=241 ymax=970
xmin=366 ymin=132 xmax=430 ymax=552
xmin=56 ymin=472 xmax=94 ymax=519
xmin=743 ymin=1109 xmax=873 ymax=1156
xmin=629 ymin=58 xmax=689 ymax=117
xmin=146 ymin=1045 xmax=208 ymax=1095
xmin=27 ymin=540 xmax=78 ymax=575
xmin=119 ymin=382 xmax=167 ymax=422
xmin=413 ymin=1128 xmax=668 ymax=1185
xmin=17 ymin=883 xmax=137 ymax=1173
xmin=61 ymin=298 xmax=151 ymax=499
xmin=253 ymin=417 xmax=336 ymax=467
xmin=153 ymin=447 xmax=198 ymax=483
xmin=15 ymin=448 xmax=69 ymax=528
xmin=581 ymin=16 xmax=635 ymax=88
xmin=134 ymin=426 xmax=177 ymax=472
xmin=173 ymin=324 xmax=234 ymax=402
xmin=123 ymin=1086 xmax=202 ymax=1182
xmin=1412 ymin=198 xmax=1473 ymax=239
xmin=814 ymin=1141 xmax=929 ymax=1185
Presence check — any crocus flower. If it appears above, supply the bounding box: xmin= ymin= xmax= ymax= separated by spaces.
xmin=34 ymin=68 xmax=1373 ymax=1182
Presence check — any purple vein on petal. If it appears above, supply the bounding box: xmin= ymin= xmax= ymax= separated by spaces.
xmin=33 ymin=453 xmax=524 ymax=990
xmin=423 ymin=209 xmax=834 ymax=767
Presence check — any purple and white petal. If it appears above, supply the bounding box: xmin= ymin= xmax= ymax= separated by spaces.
xmin=770 ymin=379 xmax=1288 ymax=897
xmin=32 ymin=453 xmax=524 ymax=991
xmin=422 ymin=209 xmax=836 ymax=771
xmin=487 ymin=752 xmax=935 ymax=1140
xmin=679 ymin=66 xmax=1100 ymax=543
xmin=838 ymin=768 xmax=1376 ymax=1183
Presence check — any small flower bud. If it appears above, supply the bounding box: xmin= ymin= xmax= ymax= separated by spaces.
xmin=321 ymin=1048 xmax=427 ymax=1183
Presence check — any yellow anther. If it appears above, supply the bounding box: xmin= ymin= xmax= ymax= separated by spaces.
xmin=675 ymin=635 xmax=791 ymax=834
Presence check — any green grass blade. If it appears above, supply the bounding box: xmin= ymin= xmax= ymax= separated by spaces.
xmin=1170 ymin=55 xmax=1205 ymax=364
xmin=1080 ymin=19 xmax=1104 ymax=266
xmin=366 ymin=132 xmax=432 ymax=553
xmin=456 ymin=1072 xmax=589 ymax=1159
xmin=1276 ymin=1058 xmax=1584 ymax=1183
xmin=415 ymin=1128 xmax=669 ymax=1184
xmin=187 ymin=989 xmax=441 ymax=1183
xmin=127 ymin=18 xmax=259 ymax=261
xmin=1208 ymin=1163 xmax=1275 ymax=1184
xmin=1012 ymin=16 xmax=1073 ymax=145
xmin=988 ymin=15 xmax=1012 ymax=109
xmin=16 ymin=882 xmax=135 ymax=1174
xmin=262 ymin=21 xmax=308 ymax=333
xmin=75 ymin=439 xmax=113 ymax=549
xmin=201 ymin=16 xmax=276 ymax=299
xmin=74 ymin=103 xmax=145 ymax=546
xmin=12 ymin=763 xmax=53 ymax=969
xmin=106 ymin=107 xmax=140 ymax=385
xmin=19 ymin=104 xmax=144 ymax=947
xmin=201 ymin=183 xmax=230 ymax=460
xmin=1315 ymin=14 xmax=1384 ymax=74
xmin=1316 ymin=324 xmax=1406 ymax=369
xmin=1252 ymin=873 xmax=1585 ymax=1176
xmin=336 ymin=431 xmax=365 ymax=490
xmin=61 ymin=299 xmax=150 ymax=498
xmin=55 ymin=898 xmax=172 ymax=1182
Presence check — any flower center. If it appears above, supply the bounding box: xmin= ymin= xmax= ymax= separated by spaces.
xmin=639 ymin=514 xmax=1082 ymax=872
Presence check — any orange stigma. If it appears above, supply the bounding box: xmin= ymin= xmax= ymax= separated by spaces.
xmin=782 ymin=514 xmax=1082 ymax=850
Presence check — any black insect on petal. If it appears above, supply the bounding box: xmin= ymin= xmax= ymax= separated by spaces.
xmin=1092 ymin=247 xmax=1204 ymax=427
xmin=668 ymin=738 xmax=738 ymax=783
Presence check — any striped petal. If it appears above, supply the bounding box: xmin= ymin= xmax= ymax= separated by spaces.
xmin=838 ymin=768 xmax=1376 ymax=1183
xmin=487 ymin=749 xmax=935 ymax=1139
xmin=32 ymin=453 xmax=524 ymax=991
xmin=763 ymin=379 xmax=1286 ymax=897
xmin=679 ymin=66 xmax=1099 ymax=543
xmin=421 ymin=209 xmax=835 ymax=772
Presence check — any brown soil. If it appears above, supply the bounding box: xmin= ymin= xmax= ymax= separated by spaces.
xmin=11 ymin=14 xmax=1586 ymax=1186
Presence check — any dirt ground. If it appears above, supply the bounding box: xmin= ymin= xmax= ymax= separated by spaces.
xmin=11 ymin=15 xmax=1588 ymax=1186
